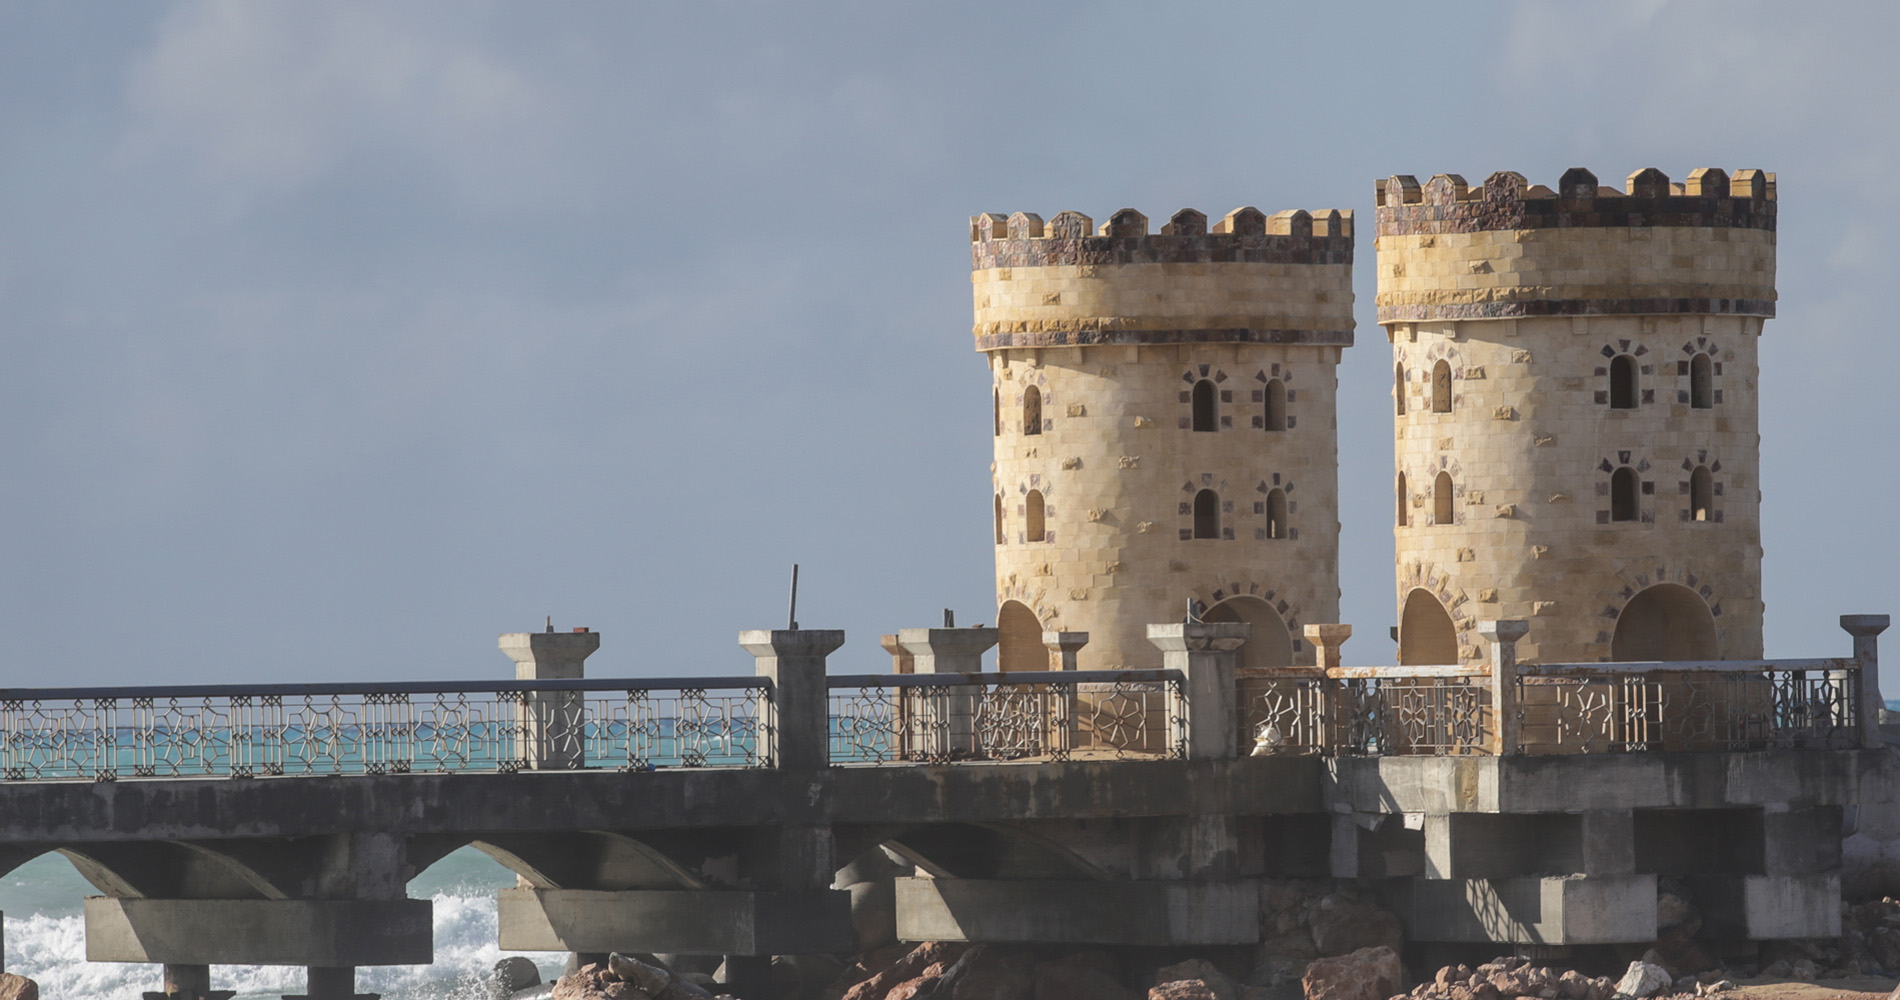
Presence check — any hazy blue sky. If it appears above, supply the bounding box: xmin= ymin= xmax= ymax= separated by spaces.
xmin=0 ymin=1 xmax=1893 ymax=684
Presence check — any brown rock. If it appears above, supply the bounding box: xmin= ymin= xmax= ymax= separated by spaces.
xmin=842 ymin=943 xmax=971 ymax=1000
xmin=551 ymin=965 xmax=651 ymax=1000
xmin=1448 ymin=983 xmax=1500 ymax=1000
xmin=1155 ymin=959 xmax=1237 ymax=1000
xmin=1436 ymin=966 xmax=1475 ymax=989
xmin=0 ymin=976 xmax=37 ymax=1000
xmin=1556 ymin=970 xmax=1593 ymax=1000
xmin=1151 ymin=982 xmax=1220 ymax=1000
xmin=1302 ymin=946 xmax=1402 ymax=1000
xmin=1035 ymin=961 xmax=1138 ymax=1000
xmin=1310 ymin=894 xmax=1406 ymax=958
xmin=886 ymin=962 xmax=951 ymax=1000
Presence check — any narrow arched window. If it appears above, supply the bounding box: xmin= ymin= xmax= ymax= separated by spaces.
xmin=1395 ymin=363 xmax=1407 ymax=417
xmin=1265 ymin=488 xmax=1288 ymax=540
xmin=1431 ymin=360 xmax=1452 ymax=413
xmin=1396 ymin=472 xmax=1408 ymax=528
xmin=1611 ymin=467 xmax=1638 ymax=522
xmin=1690 ymin=354 xmax=1713 ymax=409
xmin=1690 ymin=466 xmax=1713 ymax=522
xmin=1025 ymin=490 xmax=1045 ymax=542
xmin=994 ymin=388 xmax=1002 ymax=436
xmin=1433 ymin=472 xmax=1454 ymax=526
xmin=1263 ymin=379 xmax=1286 ymax=432
xmin=1609 ymin=355 xmax=1637 ymax=409
xmin=1192 ymin=489 xmax=1219 ymax=539
xmin=1191 ymin=379 xmax=1216 ymax=432
xmin=994 ymin=493 xmax=1006 ymax=543
xmin=1022 ymin=386 xmax=1042 ymax=436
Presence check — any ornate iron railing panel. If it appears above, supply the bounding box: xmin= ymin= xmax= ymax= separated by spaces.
xmin=0 ymin=678 xmax=772 ymax=781
xmin=825 ymin=670 xmax=1186 ymax=765
xmin=1236 ymin=671 xmax=1325 ymax=755
xmin=1514 ymin=659 xmax=1860 ymax=753
xmin=1332 ymin=674 xmax=1491 ymax=756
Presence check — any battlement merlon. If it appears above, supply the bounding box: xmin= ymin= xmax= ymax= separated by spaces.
xmin=969 ymin=207 xmax=1356 ymax=352
xmin=1373 ymin=168 xmax=1777 ymax=326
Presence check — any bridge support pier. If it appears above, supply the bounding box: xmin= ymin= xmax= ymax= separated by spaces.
xmin=285 ymin=966 xmax=374 ymax=1000
xmin=143 ymin=963 xmax=236 ymax=1000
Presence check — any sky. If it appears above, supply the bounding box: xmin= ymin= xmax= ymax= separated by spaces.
xmin=0 ymin=0 xmax=1893 ymax=685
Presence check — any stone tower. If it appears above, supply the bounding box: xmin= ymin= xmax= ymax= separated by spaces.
xmin=970 ymin=206 xmax=1354 ymax=671
xmin=1376 ymin=167 xmax=1775 ymax=665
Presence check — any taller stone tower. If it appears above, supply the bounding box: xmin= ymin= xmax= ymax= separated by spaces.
xmin=1376 ymin=167 xmax=1775 ymax=665
xmin=971 ymin=206 xmax=1354 ymax=671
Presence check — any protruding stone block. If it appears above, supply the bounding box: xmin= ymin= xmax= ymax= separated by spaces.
xmin=894 ymin=877 xmax=1258 ymax=945
xmin=498 ymin=888 xmax=852 ymax=956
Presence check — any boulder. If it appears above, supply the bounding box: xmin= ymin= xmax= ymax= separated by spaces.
xmin=1787 ymin=959 xmax=1818 ymax=981
xmin=1309 ymin=894 xmax=1405 ymax=958
xmin=550 ymin=965 xmax=650 ymax=1000
xmin=1611 ymin=961 xmax=1671 ymax=999
xmin=1155 ymin=959 xmax=1237 ymax=1000
xmin=1555 ymin=969 xmax=1594 ymax=1000
xmin=494 ymin=957 xmax=544 ymax=998
xmin=1034 ymin=960 xmax=1139 ymax=1000
xmin=1301 ymin=946 xmax=1402 ymax=1000
xmin=842 ymin=942 xmax=970 ymax=1000
xmin=0 ymin=976 xmax=36 ymax=1000
xmin=939 ymin=945 xmax=1034 ymax=1000
xmin=608 ymin=953 xmax=713 ymax=1000
xmin=884 ymin=961 xmax=954 ymax=1000
xmin=1151 ymin=982 xmax=1220 ymax=1000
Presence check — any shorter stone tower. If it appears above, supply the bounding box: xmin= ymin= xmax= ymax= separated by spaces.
xmin=1377 ymin=167 xmax=1775 ymax=664
xmin=972 ymin=206 xmax=1354 ymax=671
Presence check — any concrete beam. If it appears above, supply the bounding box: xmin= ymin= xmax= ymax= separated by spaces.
xmin=84 ymin=898 xmax=431 ymax=966
xmin=1391 ymin=874 xmax=1656 ymax=945
xmin=894 ymin=877 xmax=1258 ymax=946
xmin=497 ymin=888 xmax=853 ymax=956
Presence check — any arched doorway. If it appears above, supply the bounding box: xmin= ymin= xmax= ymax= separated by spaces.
xmin=1611 ymin=584 xmax=1718 ymax=661
xmin=1399 ymin=589 xmax=1457 ymax=666
xmin=996 ymin=600 xmax=1047 ymax=672
xmin=1204 ymin=595 xmax=1293 ymax=670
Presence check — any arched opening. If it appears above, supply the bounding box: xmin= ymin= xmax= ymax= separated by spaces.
xmin=1611 ymin=467 xmax=1638 ymax=522
xmin=1611 ymin=584 xmax=1719 ymax=661
xmin=1431 ymin=360 xmax=1452 ymax=413
xmin=1394 ymin=363 xmax=1406 ymax=416
xmin=1690 ymin=466 xmax=1713 ymax=521
xmin=1191 ymin=379 xmax=1217 ymax=432
xmin=1396 ymin=472 xmax=1409 ymax=527
xmin=1204 ymin=596 xmax=1293 ymax=670
xmin=1433 ymin=472 xmax=1454 ymax=526
xmin=1022 ymin=385 xmax=1042 ymax=436
xmin=993 ymin=387 xmax=1002 ymax=436
xmin=994 ymin=493 xmax=1006 ymax=543
xmin=1609 ymin=355 xmax=1637 ymax=409
xmin=1690 ymin=353 xmax=1713 ymax=409
xmin=1192 ymin=489 xmax=1219 ymax=539
xmin=996 ymin=600 xmax=1046 ymax=672
xmin=1265 ymin=488 xmax=1288 ymax=540
xmin=1024 ymin=490 xmax=1045 ymax=542
xmin=1263 ymin=379 xmax=1287 ymax=432
xmin=1399 ymin=589 xmax=1458 ymax=666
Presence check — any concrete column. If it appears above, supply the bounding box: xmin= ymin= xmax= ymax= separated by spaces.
xmin=739 ymin=629 xmax=844 ymax=772
xmin=1042 ymin=631 xmax=1089 ymax=671
xmin=153 ymin=963 xmax=235 ymax=1000
xmin=879 ymin=635 xmax=915 ymax=674
xmin=1479 ymin=620 xmax=1529 ymax=755
xmin=1843 ymin=615 xmax=1890 ymax=745
xmin=1306 ymin=624 xmax=1351 ymax=752
xmin=1147 ymin=622 xmax=1247 ymax=761
xmin=1580 ymin=810 xmax=1636 ymax=875
xmin=898 ymin=628 xmax=999 ymax=757
xmin=288 ymin=967 xmax=363 ymax=1000
xmin=499 ymin=628 xmax=601 ymax=770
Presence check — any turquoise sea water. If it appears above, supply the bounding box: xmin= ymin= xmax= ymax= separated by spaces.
xmin=0 ymin=847 xmax=565 ymax=1000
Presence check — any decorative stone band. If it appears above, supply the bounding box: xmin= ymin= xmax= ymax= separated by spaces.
xmin=974 ymin=261 xmax=1355 ymax=345
xmin=1375 ymin=168 xmax=1775 ymax=237
xmin=1378 ymin=297 xmax=1776 ymax=324
xmin=976 ymin=327 xmax=1354 ymax=351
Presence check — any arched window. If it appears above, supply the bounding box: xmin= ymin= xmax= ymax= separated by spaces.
xmin=1433 ymin=472 xmax=1454 ymax=526
xmin=1265 ymin=488 xmax=1288 ymax=540
xmin=994 ymin=493 xmax=1006 ymax=543
xmin=993 ymin=388 xmax=1002 ymax=436
xmin=1690 ymin=466 xmax=1713 ymax=521
xmin=1022 ymin=386 xmax=1042 ymax=436
xmin=1191 ymin=379 xmax=1216 ymax=432
xmin=1609 ymin=355 xmax=1637 ymax=409
xmin=1611 ymin=467 xmax=1638 ymax=522
xmin=1025 ymin=490 xmax=1045 ymax=542
xmin=996 ymin=600 xmax=1046 ymax=672
xmin=1394 ymin=363 xmax=1407 ymax=416
xmin=1396 ymin=472 xmax=1408 ymax=527
xmin=1399 ymin=589 xmax=1458 ymax=666
xmin=1612 ymin=584 xmax=1718 ymax=661
xmin=1192 ymin=489 xmax=1219 ymax=539
xmin=1690 ymin=353 xmax=1713 ymax=409
xmin=1431 ymin=360 xmax=1452 ymax=413
xmin=1263 ymin=379 xmax=1286 ymax=432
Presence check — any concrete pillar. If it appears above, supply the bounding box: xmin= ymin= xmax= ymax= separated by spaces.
xmin=287 ymin=966 xmax=364 ymax=1000
xmin=1843 ymin=614 xmax=1890 ymax=744
xmin=879 ymin=635 xmax=915 ymax=674
xmin=1147 ymin=622 xmax=1247 ymax=761
xmin=150 ymin=963 xmax=235 ymax=1000
xmin=1306 ymin=624 xmax=1351 ymax=751
xmin=1479 ymin=620 xmax=1529 ymax=755
xmin=1042 ymin=631 xmax=1089 ymax=671
xmin=1580 ymin=811 xmax=1636 ymax=876
xmin=898 ymin=627 xmax=999 ymax=674
xmin=499 ymin=628 xmax=601 ymax=770
xmin=739 ymin=629 xmax=844 ymax=772
xmin=898 ymin=628 xmax=999 ymax=757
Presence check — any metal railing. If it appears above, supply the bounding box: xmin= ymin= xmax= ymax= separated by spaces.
xmin=826 ymin=670 xmax=1186 ymax=764
xmin=1239 ymin=665 xmax=1492 ymax=757
xmin=1514 ymin=659 xmax=1861 ymax=753
xmin=0 ymin=678 xmax=772 ymax=781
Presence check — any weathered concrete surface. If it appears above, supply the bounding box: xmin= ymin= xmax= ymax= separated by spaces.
xmin=496 ymin=887 xmax=852 ymax=955
xmin=1387 ymin=874 xmax=1657 ymax=945
xmin=83 ymin=897 xmax=431 ymax=965
xmin=893 ymin=876 xmax=1258 ymax=945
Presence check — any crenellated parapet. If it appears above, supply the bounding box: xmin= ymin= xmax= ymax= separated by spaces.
xmin=971 ymin=206 xmax=1355 ymax=350
xmin=1375 ymin=168 xmax=1777 ymax=324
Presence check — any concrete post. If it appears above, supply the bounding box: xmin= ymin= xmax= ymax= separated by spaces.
xmin=1843 ymin=615 xmax=1890 ymax=745
xmin=1042 ymin=631 xmax=1089 ymax=671
xmin=288 ymin=966 xmax=362 ymax=1000
xmin=499 ymin=629 xmax=601 ymax=770
xmin=878 ymin=634 xmax=915 ymax=674
xmin=898 ymin=628 xmax=999 ymax=757
xmin=1306 ymin=624 xmax=1351 ymax=752
xmin=1148 ymin=623 xmax=1248 ymax=761
xmin=739 ymin=629 xmax=844 ymax=772
xmin=1479 ymin=620 xmax=1529 ymax=756
xmin=152 ymin=963 xmax=235 ymax=1000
